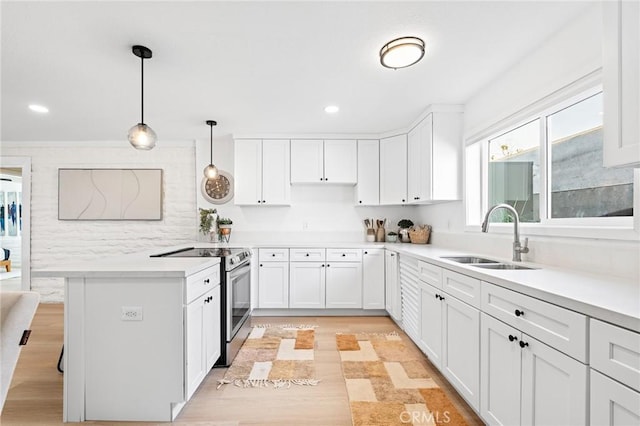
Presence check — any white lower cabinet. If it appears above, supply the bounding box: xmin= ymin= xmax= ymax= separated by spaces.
xmin=186 ymin=285 xmax=221 ymax=400
xmin=480 ymin=313 xmax=587 ymax=426
xmin=258 ymin=261 xmax=289 ymax=308
xmin=384 ymin=250 xmax=401 ymax=323
xmin=591 ymin=369 xmax=640 ymax=426
xmin=417 ymin=278 xmax=480 ymax=410
xmin=289 ymin=262 xmax=326 ymax=308
xmin=325 ymin=262 xmax=362 ymax=309
xmin=362 ymin=249 xmax=385 ymax=309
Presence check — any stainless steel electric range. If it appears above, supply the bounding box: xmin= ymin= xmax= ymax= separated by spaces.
xmin=151 ymin=247 xmax=252 ymax=367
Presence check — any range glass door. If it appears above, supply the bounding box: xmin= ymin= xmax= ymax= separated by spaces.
xmin=227 ymin=262 xmax=251 ymax=339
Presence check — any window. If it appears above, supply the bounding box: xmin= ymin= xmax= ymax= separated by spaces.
xmin=466 ymin=85 xmax=636 ymax=237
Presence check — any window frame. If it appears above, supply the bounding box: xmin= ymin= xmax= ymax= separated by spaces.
xmin=464 ymin=74 xmax=639 ymax=241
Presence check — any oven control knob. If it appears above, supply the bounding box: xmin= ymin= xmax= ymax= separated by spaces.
xmin=230 ymin=257 xmax=236 ymax=265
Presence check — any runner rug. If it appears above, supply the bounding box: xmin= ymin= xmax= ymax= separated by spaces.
xmin=217 ymin=325 xmax=320 ymax=389
xmin=337 ymin=332 xmax=468 ymax=426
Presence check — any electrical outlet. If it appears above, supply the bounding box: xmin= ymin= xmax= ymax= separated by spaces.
xmin=302 ymin=221 xmax=309 ymax=230
xmin=121 ymin=306 xmax=143 ymax=321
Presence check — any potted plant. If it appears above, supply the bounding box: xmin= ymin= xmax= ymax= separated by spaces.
xmin=217 ymin=217 xmax=233 ymax=242
xmin=397 ymin=219 xmax=414 ymax=243
xmin=199 ymin=208 xmax=217 ymax=241
xmin=387 ymin=231 xmax=398 ymax=243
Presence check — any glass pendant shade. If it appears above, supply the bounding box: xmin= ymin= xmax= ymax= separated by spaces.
xmin=128 ymin=123 xmax=157 ymax=150
xmin=203 ymin=163 xmax=219 ymax=179
xmin=380 ymin=36 xmax=425 ymax=69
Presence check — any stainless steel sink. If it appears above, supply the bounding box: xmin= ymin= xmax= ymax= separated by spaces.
xmin=441 ymin=256 xmax=499 ymax=264
xmin=473 ymin=263 xmax=537 ymax=270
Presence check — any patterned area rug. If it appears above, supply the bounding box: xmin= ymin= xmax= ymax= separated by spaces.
xmin=218 ymin=325 xmax=320 ymax=389
xmin=337 ymin=332 xmax=468 ymax=426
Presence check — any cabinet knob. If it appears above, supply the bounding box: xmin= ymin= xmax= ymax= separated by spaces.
xmin=204 ymin=279 xmax=210 ymax=284
xmin=327 ymin=264 xmax=330 ymax=267
xmin=305 ymin=253 xmax=310 ymax=257
xmin=320 ymin=177 xmax=323 ymax=181
xmin=402 ymin=199 xmax=405 ymax=203
xmin=440 ymin=295 xmax=445 ymax=301
xmin=359 ymin=200 xmax=362 ymax=204
xmin=519 ymin=340 xmax=529 ymax=348
xmin=259 ymin=264 xmax=263 ymax=267
xmin=508 ymin=334 xmax=518 ymax=342
xmin=435 ymin=294 xmax=439 ymax=300
xmin=272 ymin=253 xmax=276 ymax=257
xmin=325 ymin=177 xmax=328 ymax=181
xmin=364 ymin=251 xmax=368 ymax=254
xmin=258 ymin=200 xmax=262 ymax=203
xmin=321 ymin=264 xmax=325 ymax=267
xmin=390 ymin=253 xmax=395 ymax=257
xmin=515 ymin=309 xmax=524 ymax=317
xmin=262 ymin=200 xmax=266 ymax=203
xmin=342 ymin=253 xmax=346 ymax=257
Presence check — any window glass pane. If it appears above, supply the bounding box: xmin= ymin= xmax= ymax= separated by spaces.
xmin=548 ymin=92 xmax=634 ymax=218
xmin=488 ymin=119 xmax=540 ymax=223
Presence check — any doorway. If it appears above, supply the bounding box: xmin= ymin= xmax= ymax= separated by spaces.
xmin=0 ymin=157 xmax=31 ymax=291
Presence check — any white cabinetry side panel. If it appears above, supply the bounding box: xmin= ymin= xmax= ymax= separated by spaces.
xmin=399 ymin=255 xmax=420 ymax=343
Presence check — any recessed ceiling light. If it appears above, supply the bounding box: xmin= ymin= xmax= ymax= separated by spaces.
xmin=380 ymin=36 xmax=425 ymax=69
xmin=28 ymin=104 xmax=49 ymax=113
xmin=324 ymin=105 xmax=339 ymax=114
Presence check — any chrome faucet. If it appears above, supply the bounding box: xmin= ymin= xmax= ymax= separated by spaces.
xmin=482 ymin=203 xmax=529 ymax=262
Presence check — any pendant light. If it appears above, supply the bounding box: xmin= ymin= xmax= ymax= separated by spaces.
xmin=380 ymin=36 xmax=425 ymax=69
xmin=128 ymin=45 xmax=157 ymax=150
xmin=203 ymin=120 xmax=219 ymax=179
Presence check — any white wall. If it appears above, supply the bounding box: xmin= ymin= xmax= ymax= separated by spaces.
xmin=1 ymin=142 xmax=198 ymax=301
xmin=417 ymin=4 xmax=640 ymax=282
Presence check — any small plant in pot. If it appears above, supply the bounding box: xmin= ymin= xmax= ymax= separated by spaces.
xmin=397 ymin=219 xmax=414 ymax=243
xmin=387 ymin=231 xmax=398 ymax=243
xmin=199 ymin=208 xmax=217 ymax=241
xmin=217 ymin=217 xmax=233 ymax=242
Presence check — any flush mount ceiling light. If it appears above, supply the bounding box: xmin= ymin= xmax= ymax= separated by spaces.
xmin=28 ymin=104 xmax=49 ymax=113
xmin=203 ymin=120 xmax=219 ymax=179
xmin=324 ymin=105 xmax=339 ymax=114
xmin=128 ymin=45 xmax=157 ymax=150
xmin=379 ymin=36 xmax=425 ymax=69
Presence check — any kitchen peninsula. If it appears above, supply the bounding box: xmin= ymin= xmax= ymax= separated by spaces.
xmin=35 ymin=252 xmax=221 ymax=422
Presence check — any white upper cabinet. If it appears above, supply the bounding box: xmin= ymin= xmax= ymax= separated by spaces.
xmin=291 ymin=139 xmax=357 ymax=184
xmin=603 ymin=0 xmax=640 ymax=167
xmin=234 ymin=139 xmax=291 ymax=206
xmin=407 ymin=111 xmax=463 ymax=203
xmin=356 ymin=139 xmax=380 ymax=205
xmin=380 ymin=134 xmax=408 ymax=205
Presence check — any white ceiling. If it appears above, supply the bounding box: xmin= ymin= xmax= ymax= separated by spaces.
xmin=1 ymin=1 xmax=594 ymax=143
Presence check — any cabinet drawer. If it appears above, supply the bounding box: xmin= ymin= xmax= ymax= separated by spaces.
xmin=259 ymin=248 xmax=289 ymax=262
xmin=326 ymin=248 xmax=362 ymax=262
xmin=442 ymin=269 xmax=480 ymax=308
xmin=590 ymin=319 xmax=640 ymax=392
xmin=290 ymin=248 xmax=325 ymax=262
xmin=418 ymin=261 xmax=442 ymax=288
xmin=481 ymin=282 xmax=588 ymax=362
xmin=186 ymin=267 xmax=219 ymax=303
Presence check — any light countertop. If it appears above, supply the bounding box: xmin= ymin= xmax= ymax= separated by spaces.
xmin=34 ymin=240 xmax=639 ymax=332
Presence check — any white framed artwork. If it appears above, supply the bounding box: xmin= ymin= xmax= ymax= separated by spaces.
xmin=58 ymin=169 xmax=163 ymax=220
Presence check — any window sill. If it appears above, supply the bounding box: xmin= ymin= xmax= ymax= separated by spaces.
xmin=464 ymin=222 xmax=639 ymax=241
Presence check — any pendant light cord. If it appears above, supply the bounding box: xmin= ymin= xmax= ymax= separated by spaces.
xmin=140 ymin=55 xmax=144 ymax=124
xmin=210 ymin=123 xmax=214 ymax=164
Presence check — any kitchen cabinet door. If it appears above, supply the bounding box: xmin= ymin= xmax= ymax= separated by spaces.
xmin=258 ymin=261 xmax=289 ymax=308
xmin=441 ymin=294 xmax=480 ymax=410
xmin=380 ymin=134 xmax=407 ymax=205
xmin=290 ymin=139 xmax=324 ymax=183
xmin=591 ymin=369 xmax=640 ymax=426
xmin=204 ymin=286 xmax=221 ymax=371
xmin=431 ymin=112 xmax=462 ymax=200
xmin=603 ymin=0 xmax=640 ymax=167
xmin=384 ymin=250 xmax=401 ymax=323
xmin=407 ymin=115 xmax=432 ymax=203
xmin=261 ymin=139 xmax=291 ymax=205
xmin=324 ymin=139 xmax=357 ymax=184
xmin=356 ymin=139 xmax=380 ymax=205
xmin=362 ymin=249 xmax=385 ymax=309
xmin=186 ymin=291 xmax=207 ymax=400
xmin=325 ymin=262 xmax=362 ymax=308
xmin=481 ymin=313 xmax=522 ymax=426
xmin=289 ymin=262 xmax=325 ymax=308
xmin=234 ymin=139 xmax=262 ymax=205
xmin=520 ymin=335 xmax=588 ymax=426
xmin=418 ymin=280 xmax=443 ymax=368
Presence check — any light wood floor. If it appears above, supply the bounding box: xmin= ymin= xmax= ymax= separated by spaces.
xmin=1 ymin=304 xmax=484 ymax=425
